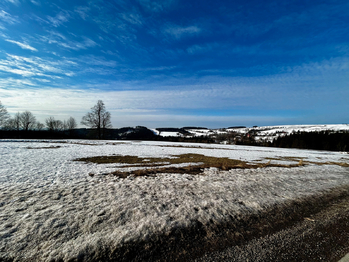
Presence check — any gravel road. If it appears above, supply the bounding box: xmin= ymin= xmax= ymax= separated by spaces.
xmin=190 ymin=195 xmax=349 ymax=262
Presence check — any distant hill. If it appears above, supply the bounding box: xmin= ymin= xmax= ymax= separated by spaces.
xmin=2 ymin=124 xmax=348 ymax=151
xmin=227 ymin=126 xmax=246 ymax=129
xmin=151 ymin=124 xmax=349 ymax=151
xmin=181 ymin=126 xmax=208 ymax=130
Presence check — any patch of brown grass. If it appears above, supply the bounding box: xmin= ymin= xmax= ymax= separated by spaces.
xmin=69 ymin=142 xmax=99 ymax=146
xmin=265 ymin=156 xmax=305 ymax=162
xmin=27 ymin=146 xmax=61 ymax=149
xmin=265 ymin=157 xmax=349 ymax=168
xmin=76 ymin=152 xmax=349 ymax=178
xmin=308 ymin=161 xmax=349 ymax=167
xmin=76 ymin=153 xmax=310 ymax=178
xmin=75 ymin=153 xmax=248 ymax=168
xmin=75 ymin=155 xmax=147 ymax=165
xmin=159 ymin=145 xmax=235 ymax=151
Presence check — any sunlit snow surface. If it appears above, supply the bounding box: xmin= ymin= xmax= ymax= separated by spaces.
xmin=0 ymin=139 xmax=349 ymax=261
xmin=1 ymin=139 xmax=348 ymax=185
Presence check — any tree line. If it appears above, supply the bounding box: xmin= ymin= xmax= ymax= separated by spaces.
xmin=0 ymin=100 xmax=112 ymax=139
xmin=2 ymin=100 xmax=348 ymax=151
xmin=269 ymin=131 xmax=349 ymax=152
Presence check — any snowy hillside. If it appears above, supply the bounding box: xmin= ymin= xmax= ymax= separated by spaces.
xmin=153 ymin=124 xmax=349 ymax=143
xmin=228 ymin=124 xmax=349 ymax=142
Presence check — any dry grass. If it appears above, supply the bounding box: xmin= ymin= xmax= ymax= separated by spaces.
xmin=159 ymin=145 xmax=235 ymax=151
xmin=308 ymin=161 xmax=349 ymax=167
xmin=68 ymin=142 xmax=99 ymax=146
xmin=27 ymin=146 xmax=61 ymax=149
xmin=75 ymin=153 xmax=307 ymax=178
xmin=265 ymin=156 xmax=349 ymax=168
xmin=265 ymin=156 xmax=305 ymax=162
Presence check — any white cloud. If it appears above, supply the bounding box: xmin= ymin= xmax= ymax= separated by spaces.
xmin=47 ymin=11 xmax=70 ymax=27
xmin=34 ymin=78 xmax=51 ymax=83
xmin=46 ymin=30 xmax=67 ymax=40
xmin=75 ymin=6 xmax=90 ymax=20
xmin=0 ymin=86 xmax=293 ymax=128
xmin=60 ymin=37 xmax=97 ymax=50
xmin=186 ymin=43 xmax=219 ymax=55
xmin=164 ymin=25 xmax=202 ymax=39
xmin=111 ymin=113 xmax=288 ymax=128
xmin=0 ymin=78 xmax=35 ymax=88
xmin=5 ymin=39 xmax=38 ymax=51
xmin=39 ymin=34 xmax=97 ymax=50
xmin=0 ymin=57 xmax=348 ymax=127
xmin=30 ymin=0 xmax=40 ymax=5
xmin=65 ymin=72 xmax=75 ymax=77
xmin=76 ymin=55 xmax=117 ymax=67
xmin=4 ymin=0 xmax=20 ymax=5
xmin=137 ymin=0 xmax=176 ymax=12
xmin=120 ymin=12 xmax=143 ymax=25
xmin=0 ymin=64 xmax=36 ymax=76
xmin=0 ymin=54 xmax=76 ymax=78
xmin=29 ymin=14 xmax=49 ymax=25
xmin=0 ymin=10 xmax=19 ymax=25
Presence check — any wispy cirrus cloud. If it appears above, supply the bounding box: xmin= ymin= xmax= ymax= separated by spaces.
xmin=0 ymin=53 xmax=75 ymax=78
xmin=137 ymin=0 xmax=176 ymax=12
xmin=0 ymin=78 xmax=36 ymax=89
xmin=47 ymin=11 xmax=70 ymax=27
xmin=120 ymin=12 xmax=143 ymax=26
xmin=186 ymin=43 xmax=219 ymax=55
xmin=0 ymin=64 xmax=36 ymax=77
xmin=0 ymin=10 xmax=19 ymax=25
xmin=59 ymin=37 xmax=97 ymax=50
xmin=163 ymin=24 xmax=202 ymax=39
xmin=0 ymin=84 xmax=307 ymax=127
xmin=76 ymin=55 xmax=117 ymax=67
xmin=30 ymin=0 xmax=40 ymax=5
xmin=75 ymin=6 xmax=90 ymax=20
xmin=1 ymin=55 xmax=348 ymax=127
xmin=5 ymin=39 xmax=38 ymax=51
xmin=39 ymin=32 xmax=98 ymax=51
xmin=4 ymin=0 xmax=20 ymax=5
xmin=29 ymin=14 xmax=49 ymax=25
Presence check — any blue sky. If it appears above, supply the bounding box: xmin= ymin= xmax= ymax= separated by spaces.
xmin=0 ymin=0 xmax=348 ymax=128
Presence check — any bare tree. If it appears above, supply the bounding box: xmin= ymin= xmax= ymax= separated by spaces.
xmin=62 ymin=120 xmax=68 ymax=131
xmin=0 ymin=101 xmax=10 ymax=128
xmin=81 ymin=100 xmax=112 ymax=139
xmin=3 ymin=118 xmax=16 ymax=131
xmin=66 ymin=117 xmax=77 ymax=130
xmin=35 ymin=122 xmax=45 ymax=131
xmin=102 ymin=111 xmax=112 ymax=129
xmin=4 ymin=112 xmax=32 ymax=131
xmin=10 ymin=112 xmax=21 ymax=131
xmin=13 ymin=112 xmax=21 ymax=131
xmin=19 ymin=111 xmax=36 ymax=131
xmin=45 ymin=117 xmax=55 ymax=131
xmin=45 ymin=117 xmax=63 ymax=132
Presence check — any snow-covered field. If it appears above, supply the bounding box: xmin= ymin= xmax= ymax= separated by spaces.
xmin=1 ymin=139 xmax=349 ymax=261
